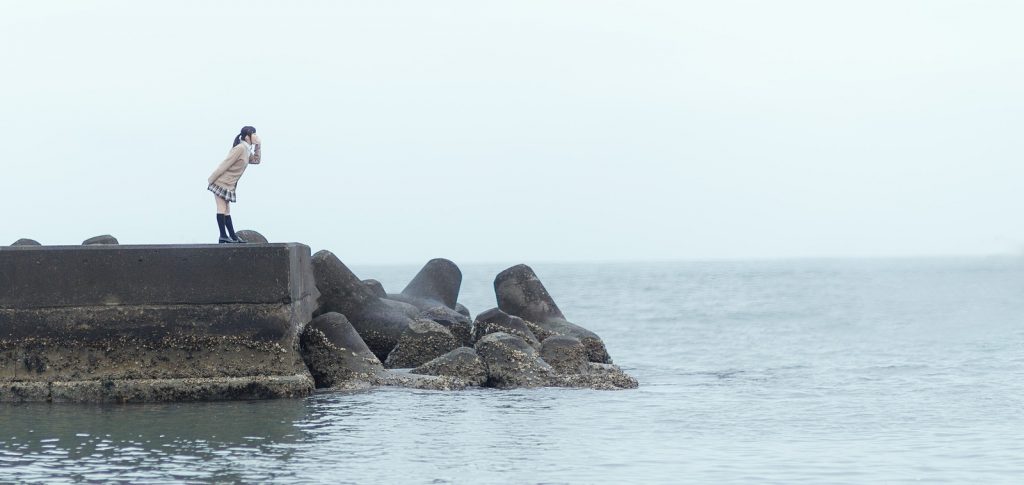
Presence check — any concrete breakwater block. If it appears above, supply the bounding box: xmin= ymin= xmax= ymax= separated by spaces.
xmin=410 ymin=347 xmax=487 ymax=386
xmin=300 ymin=312 xmax=386 ymax=388
xmin=384 ymin=319 xmax=460 ymax=369
xmin=0 ymin=243 xmax=320 ymax=403
xmin=385 ymin=258 xmax=472 ymax=321
xmin=235 ymin=230 xmax=268 ymax=244
xmin=399 ymin=258 xmax=462 ymax=310
xmin=82 ymin=234 xmax=119 ymax=245
xmin=312 ymin=250 xmax=418 ymax=362
xmin=495 ymin=264 xmax=612 ymax=364
xmin=10 ymin=239 xmax=41 ymax=247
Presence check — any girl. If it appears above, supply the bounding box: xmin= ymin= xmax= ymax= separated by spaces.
xmin=208 ymin=125 xmax=262 ymax=243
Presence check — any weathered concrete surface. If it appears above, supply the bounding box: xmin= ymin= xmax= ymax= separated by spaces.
xmin=384 ymin=319 xmax=460 ymax=369
xmin=472 ymin=307 xmax=541 ymax=350
xmin=0 ymin=375 xmax=313 ymax=403
xmin=548 ymin=363 xmax=639 ymax=390
xmin=369 ymin=370 xmax=471 ymax=391
xmin=495 ymin=264 xmax=612 ymax=363
xmin=0 ymin=245 xmax=638 ymax=398
xmin=400 ymin=258 xmax=462 ymax=309
xmin=385 ymin=259 xmax=471 ymax=322
xmin=0 ymin=244 xmax=317 ymax=310
xmin=311 ymin=250 xmax=379 ymax=316
xmin=535 ymin=318 xmax=611 ymax=364
xmin=298 ymin=312 xmax=470 ymax=391
xmin=380 ymin=298 xmax=421 ymax=318
xmin=82 ymin=234 xmax=119 ymax=245
xmin=418 ymin=306 xmax=473 ymax=347
xmin=362 ymin=279 xmax=387 ymax=298
xmin=474 ymin=332 xmax=553 ymax=388
xmin=494 ymin=264 xmax=565 ymax=322
xmin=539 ymin=335 xmax=589 ymax=374
xmin=522 ymin=319 xmax=555 ymax=342
xmin=312 ymin=250 xmax=415 ymax=361
xmin=10 ymin=239 xmax=40 ymax=247
xmin=300 ymin=312 xmax=384 ymax=388
xmin=466 ymin=332 xmax=636 ymax=390
xmin=411 ymin=347 xmax=487 ymax=386
xmin=235 ymin=230 xmax=269 ymax=244
xmin=0 ymin=243 xmax=319 ymax=402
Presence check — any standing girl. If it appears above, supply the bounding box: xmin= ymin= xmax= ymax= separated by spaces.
xmin=208 ymin=125 xmax=262 ymax=243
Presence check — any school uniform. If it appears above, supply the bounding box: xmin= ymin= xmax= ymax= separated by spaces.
xmin=207 ymin=140 xmax=261 ymax=202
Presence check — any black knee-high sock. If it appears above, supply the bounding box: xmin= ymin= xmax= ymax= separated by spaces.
xmin=224 ymin=215 xmax=237 ymax=239
xmin=216 ymin=214 xmax=227 ymax=238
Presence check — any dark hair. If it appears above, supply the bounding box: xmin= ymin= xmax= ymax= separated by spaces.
xmin=232 ymin=126 xmax=256 ymax=147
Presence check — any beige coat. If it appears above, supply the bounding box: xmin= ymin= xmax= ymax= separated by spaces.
xmin=208 ymin=141 xmax=261 ymax=190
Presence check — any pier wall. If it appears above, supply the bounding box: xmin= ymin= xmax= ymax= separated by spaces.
xmin=0 ymin=244 xmax=319 ymax=402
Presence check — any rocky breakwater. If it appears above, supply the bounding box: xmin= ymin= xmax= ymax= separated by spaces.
xmin=306 ymin=253 xmax=637 ymax=391
xmin=0 ymin=239 xmax=636 ymax=402
xmin=0 ymin=243 xmax=320 ymax=403
xmin=298 ymin=311 xmax=467 ymax=391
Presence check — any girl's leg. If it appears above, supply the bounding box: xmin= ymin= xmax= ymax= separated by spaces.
xmin=215 ymin=194 xmax=229 ymax=214
xmin=215 ymin=195 xmax=229 ymax=240
xmin=215 ymin=196 xmax=240 ymax=242
xmin=224 ymin=212 xmax=238 ymax=241
xmin=221 ymin=199 xmax=239 ymax=240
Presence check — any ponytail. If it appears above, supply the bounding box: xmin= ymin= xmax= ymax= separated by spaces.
xmin=232 ymin=125 xmax=257 ymax=147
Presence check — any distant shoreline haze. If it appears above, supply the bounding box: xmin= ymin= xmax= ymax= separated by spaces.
xmin=2 ymin=1 xmax=1022 ymax=263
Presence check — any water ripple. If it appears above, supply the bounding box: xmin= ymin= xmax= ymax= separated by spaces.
xmin=2 ymin=260 xmax=1024 ymax=482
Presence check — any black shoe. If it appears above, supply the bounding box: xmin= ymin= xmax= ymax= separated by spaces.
xmin=230 ymin=235 xmax=247 ymax=244
xmin=218 ymin=236 xmax=233 ymax=244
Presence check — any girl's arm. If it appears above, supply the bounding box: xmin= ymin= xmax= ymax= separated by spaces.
xmin=208 ymin=145 xmax=244 ymax=184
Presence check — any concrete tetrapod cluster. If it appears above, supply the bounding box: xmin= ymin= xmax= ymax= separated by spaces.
xmin=307 ymin=251 xmax=637 ymax=390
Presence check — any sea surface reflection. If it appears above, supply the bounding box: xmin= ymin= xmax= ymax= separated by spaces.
xmin=2 ymin=260 xmax=1024 ymax=483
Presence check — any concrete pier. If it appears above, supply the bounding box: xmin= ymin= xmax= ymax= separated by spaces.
xmin=0 ymin=244 xmax=319 ymax=403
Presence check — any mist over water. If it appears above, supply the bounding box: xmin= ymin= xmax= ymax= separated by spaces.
xmin=2 ymin=258 xmax=1023 ymax=483
xmin=4 ymin=2 xmax=1024 ymax=262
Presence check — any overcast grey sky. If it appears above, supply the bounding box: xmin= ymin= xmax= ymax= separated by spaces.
xmin=1 ymin=1 xmax=1022 ymax=264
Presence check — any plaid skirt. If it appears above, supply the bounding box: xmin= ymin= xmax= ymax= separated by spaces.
xmin=207 ymin=183 xmax=237 ymax=203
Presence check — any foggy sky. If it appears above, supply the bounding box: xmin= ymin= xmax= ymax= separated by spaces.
xmin=2 ymin=1 xmax=1022 ymax=264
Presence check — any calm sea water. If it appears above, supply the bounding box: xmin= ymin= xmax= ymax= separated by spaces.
xmin=2 ymin=258 xmax=1023 ymax=483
